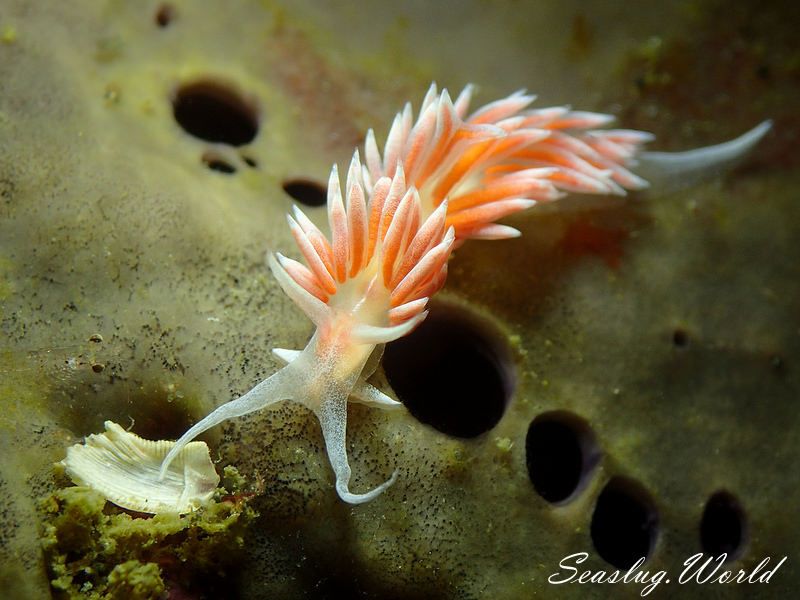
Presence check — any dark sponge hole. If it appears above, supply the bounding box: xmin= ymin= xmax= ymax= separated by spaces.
xmin=700 ymin=490 xmax=747 ymax=560
xmin=383 ymin=303 xmax=513 ymax=438
xmin=132 ymin=399 xmax=200 ymax=443
xmin=56 ymin=380 xmax=203 ymax=444
xmin=202 ymin=152 xmax=236 ymax=174
xmin=282 ymin=178 xmax=327 ymax=207
xmin=525 ymin=411 xmax=600 ymax=504
xmin=173 ymin=80 xmax=259 ymax=146
xmin=672 ymin=328 xmax=689 ymax=348
xmin=591 ymin=477 xmax=659 ymax=569
xmin=155 ymin=4 xmax=176 ymax=28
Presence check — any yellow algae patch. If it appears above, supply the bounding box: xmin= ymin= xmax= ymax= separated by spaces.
xmin=40 ymin=468 xmax=256 ymax=599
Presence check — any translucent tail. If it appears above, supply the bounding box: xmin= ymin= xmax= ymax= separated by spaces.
xmin=638 ymin=120 xmax=772 ymax=192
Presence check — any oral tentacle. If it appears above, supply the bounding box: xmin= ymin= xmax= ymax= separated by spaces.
xmin=159 ymin=365 xmax=294 ymax=479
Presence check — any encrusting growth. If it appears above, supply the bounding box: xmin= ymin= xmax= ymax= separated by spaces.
xmin=64 ymin=83 xmax=769 ymax=508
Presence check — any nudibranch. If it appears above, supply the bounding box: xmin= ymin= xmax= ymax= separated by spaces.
xmin=158 ymin=84 xmax=664 ymax=504
xmin=65 ymin=84 xmax=770 ymax=508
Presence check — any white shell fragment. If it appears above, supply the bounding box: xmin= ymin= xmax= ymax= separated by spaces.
xmin=62 ymin=421 xmax=219 ymax=514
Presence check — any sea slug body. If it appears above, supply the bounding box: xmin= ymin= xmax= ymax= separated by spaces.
xmin=65 ymin=83 xmax=771 ymax=509
xmin=158 ymin=83 xmax=656 ymax=504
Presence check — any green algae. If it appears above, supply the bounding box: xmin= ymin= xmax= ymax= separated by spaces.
xmin=40 ymin=467 xmax=257 ymax=599
xmin=0 ymin=257 xmax=13 ymax=310
xmin=105 ymin=561 xmax=165 ymax=600
xmin=1 ymin=24 xmax=16 ymax=45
